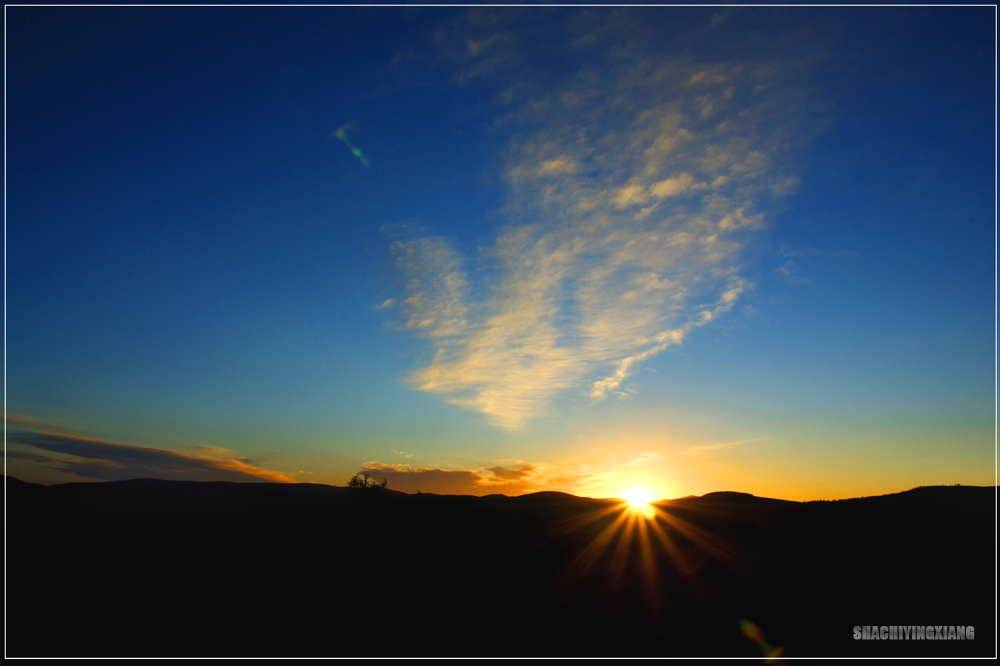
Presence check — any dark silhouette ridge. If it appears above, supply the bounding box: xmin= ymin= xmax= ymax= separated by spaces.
xmin=5 ymin=477 xmax=994 ymax=657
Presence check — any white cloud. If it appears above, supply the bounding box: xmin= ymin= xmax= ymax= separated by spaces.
xmin=385 ymin=13 xmax=808 ymax=430
xmin=589 ymin=277 xmax=747 ymax=399
xmin=389 ymin=236 xmax=469 ymax=340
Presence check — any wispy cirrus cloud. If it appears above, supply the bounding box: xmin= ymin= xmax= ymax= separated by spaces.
xmin=676 ymin=437 xmax=768 ymax=456
xmin=6 ymin=413 xmax=292 ymax=483
xmin=384 ymin=11 xmax=811 ymax=430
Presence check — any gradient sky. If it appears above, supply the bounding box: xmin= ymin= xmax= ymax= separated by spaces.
xmin=6 ymin=5 xmax=995 ymax=501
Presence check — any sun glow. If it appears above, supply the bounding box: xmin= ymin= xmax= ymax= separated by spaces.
xmin=623 ymin=487 xmax=656 ymax=518
xmin=551 ymin=482 xmax=741 ymax=620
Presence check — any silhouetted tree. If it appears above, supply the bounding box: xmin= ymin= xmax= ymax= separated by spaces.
xmin=347 ymin=470 xmax=388 ymax=492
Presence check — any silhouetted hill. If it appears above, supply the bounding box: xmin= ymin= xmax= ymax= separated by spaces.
xmin=5 ymin=478 xmax=994 ymax=657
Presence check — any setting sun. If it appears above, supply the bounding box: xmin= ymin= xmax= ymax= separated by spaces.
xmin=623 ymin=488 xmax=656 ymax=518
xmin=624 ymin=488 xmax=653 ymax=506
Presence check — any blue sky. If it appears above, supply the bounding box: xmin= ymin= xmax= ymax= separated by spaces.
xmin=6 ymin=6 xmax=995 ymax=500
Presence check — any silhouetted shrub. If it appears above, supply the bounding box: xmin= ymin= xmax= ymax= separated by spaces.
xmin=347 ymin=471 xmax=388 ymax=493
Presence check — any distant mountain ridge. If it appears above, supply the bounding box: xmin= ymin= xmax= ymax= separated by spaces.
xmin=9 ymin=474 xmax=988 ymax=502
xmin=6 ymin=477 xmax=994 ymax=657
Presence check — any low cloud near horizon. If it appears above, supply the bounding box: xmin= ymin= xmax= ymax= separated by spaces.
xmin=6 ymin=413 xmax=292 ymax=484
xmin=360 ymin=461 xmax=542 ymax=495
xmin=360 ymin=450 xmax=668 ymax=498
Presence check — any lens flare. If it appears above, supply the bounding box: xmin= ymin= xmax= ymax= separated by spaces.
xmin=739 ymin=618 xmax=785 ymax=662
xmin=332 ymin=125 xmax=370 ymax=167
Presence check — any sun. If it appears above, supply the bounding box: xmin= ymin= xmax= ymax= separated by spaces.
xmin=623 ymin=487 xmax=656 ymax=518
xmin=624 ymin=487 xmax=653 ymax=506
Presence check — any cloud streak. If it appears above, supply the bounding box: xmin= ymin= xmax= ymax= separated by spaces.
xmin=7 ymin=414 xmax=292 ymax=483
xmin=676 ymin=437 xmax=768 ymax=456
xmin=385 ymin=12 xmax=808 ymax=429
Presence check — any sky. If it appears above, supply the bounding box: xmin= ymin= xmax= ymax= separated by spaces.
xmin=5 ymin=5 xmax=995 ymax=501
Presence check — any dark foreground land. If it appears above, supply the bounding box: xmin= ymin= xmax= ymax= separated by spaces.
xmin=6 ymin=477 xmax=995 ymax=657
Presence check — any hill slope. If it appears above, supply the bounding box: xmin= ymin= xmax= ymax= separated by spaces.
xmin=6 ymin=478 xmax=994 ymax=657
